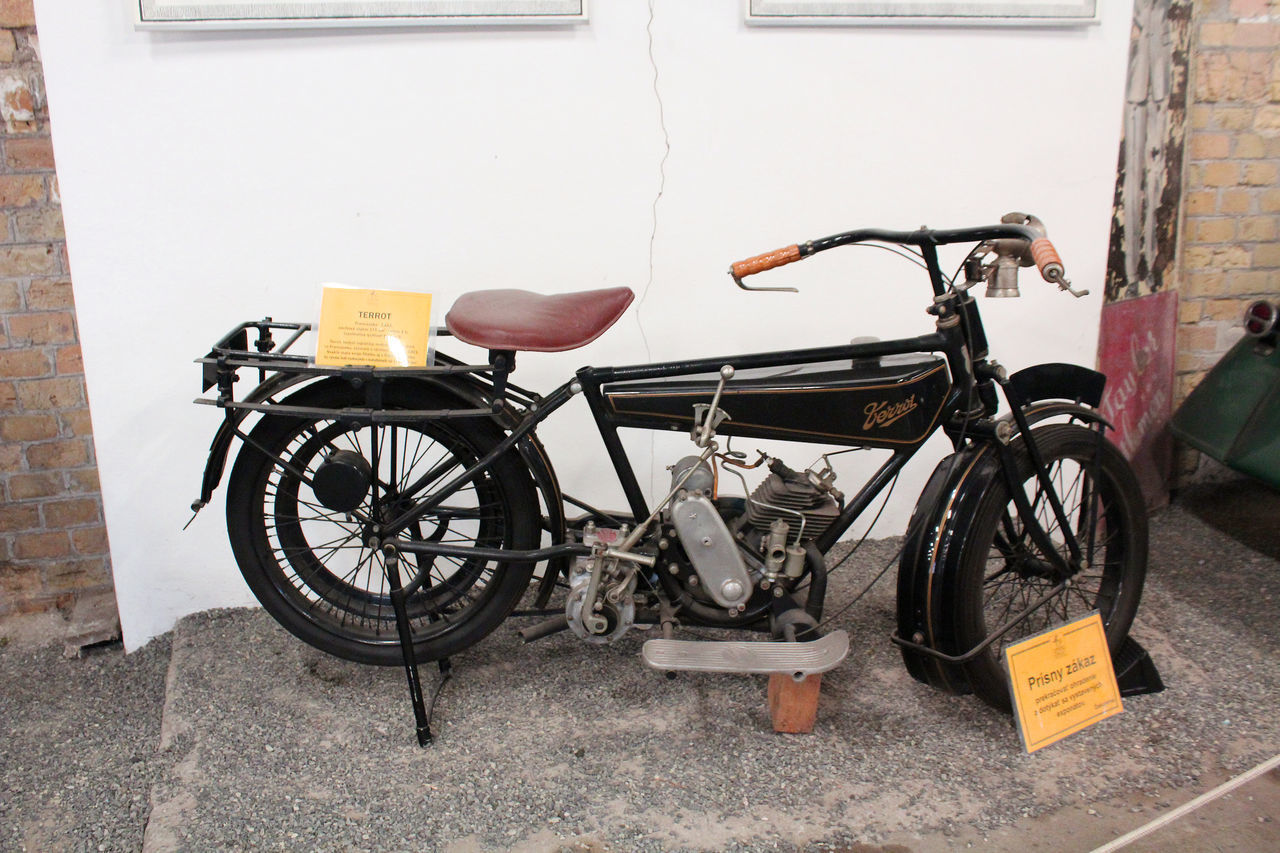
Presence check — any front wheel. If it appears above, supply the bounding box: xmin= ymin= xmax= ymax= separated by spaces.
xmin=225 ymin=380 xmax=539 ymax=666
xmin=952 ymin=424 xmax=1148 ymax=711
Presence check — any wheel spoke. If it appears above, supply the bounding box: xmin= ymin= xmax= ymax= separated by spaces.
xmin=226 ymin=391 xmax=531 ymax=664
xmin=954 ymin=426 xmax=1145 ymax=710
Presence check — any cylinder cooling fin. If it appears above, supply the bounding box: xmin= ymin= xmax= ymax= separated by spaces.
xmin=743 ymin=461 xmax=840 ymax=544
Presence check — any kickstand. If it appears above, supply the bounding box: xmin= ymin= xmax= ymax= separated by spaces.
xmin=384 ymin=544 xmax=452 ymax=747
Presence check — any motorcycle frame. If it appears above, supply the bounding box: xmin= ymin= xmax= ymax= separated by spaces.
xmin=200 ymin=334 xmax=950 ymax=556
xmin=196 ymin=223 xmax=1096 ymax=609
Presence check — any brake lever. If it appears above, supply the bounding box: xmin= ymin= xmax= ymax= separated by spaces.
xmin=1054 ymin=277 xmax=1090 ymax=299
xmin=1041 ymin=266 xmax=1089 ymax=299
xmin=730 ymin=272 xmax=798 ymax=294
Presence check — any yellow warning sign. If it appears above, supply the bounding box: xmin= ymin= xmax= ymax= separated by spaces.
xmin=314 ymin=286 xmax=433 ymax=368
xmin=1006 ymin=612 xmax=1123 ymax=753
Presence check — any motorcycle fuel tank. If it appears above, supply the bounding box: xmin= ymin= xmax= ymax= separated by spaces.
xmin=602 ymin=356 xmax=950 ymax=449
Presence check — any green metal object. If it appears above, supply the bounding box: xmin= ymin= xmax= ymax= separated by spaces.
xmin=1171 ymin=337 xmax=1280 ymax=489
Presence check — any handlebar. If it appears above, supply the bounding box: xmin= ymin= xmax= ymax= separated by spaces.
xmin=1028 ymin=237 xmax=1065 ymax=284
xmin=729 ymin=244 xmax=803 ymax=280
xmin=729 ymin=221 xmax=1075 ymax=294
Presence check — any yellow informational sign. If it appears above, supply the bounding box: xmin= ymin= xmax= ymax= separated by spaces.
xmin=314 ymin=286 xmax=433 ymax=368
xmin=1005 ymin=612 xmax=1123 ymax=753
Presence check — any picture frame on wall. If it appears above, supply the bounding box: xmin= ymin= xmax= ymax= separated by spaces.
xmin=135 ymin=0 xmax=587 ymax=29
xmin=745 ymin=0 xmax=1097 ymax=26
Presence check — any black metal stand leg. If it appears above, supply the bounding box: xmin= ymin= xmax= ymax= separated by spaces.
xmin=383 ymin=544 xmax=433 ymax=747
xmin=1113 ymin=634 xmax=1164 ymax=697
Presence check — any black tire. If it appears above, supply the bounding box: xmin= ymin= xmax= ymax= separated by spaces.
xmin=225 ymin=380 xmax=539 ymax=665
xmin=953 ymin=423 xmax=1148 ymax=711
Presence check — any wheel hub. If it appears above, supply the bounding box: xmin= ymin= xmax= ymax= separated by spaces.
xmin=312 ymin=450 xmax=373 ymax=512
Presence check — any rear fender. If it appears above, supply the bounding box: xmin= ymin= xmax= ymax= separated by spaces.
xmin=194 ymin=370 xmax=315 ymax=509
xmin=419 ymin=375 xmax=569 ymax=602
xmin=194 ymin=368 xmax=567 ymax=585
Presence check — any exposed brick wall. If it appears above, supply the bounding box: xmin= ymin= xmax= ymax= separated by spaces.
xmin=0 ymin=2 xmax=116 ymax=622
xmin=1175 ymin=0 xmax=1280 ymax=482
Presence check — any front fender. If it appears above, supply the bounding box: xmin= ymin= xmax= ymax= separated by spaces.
xmin=1008 ymin=362 xmax=1105 ymax=409
xmin=896 ymin=444 xmax=1000 ymax=694
xmin=896 ymin=361 xmax=1108 ymax=693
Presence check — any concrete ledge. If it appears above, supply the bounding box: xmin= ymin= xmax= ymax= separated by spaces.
xmin=0 ymin=590 xmax=121 ymax=658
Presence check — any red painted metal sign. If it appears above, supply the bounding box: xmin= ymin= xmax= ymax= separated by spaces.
xmin=1096 ymin=290 xmax=1178 ymax=508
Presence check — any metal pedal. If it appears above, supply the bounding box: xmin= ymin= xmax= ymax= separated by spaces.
xmin=641 ymin=629 xmax=849 ymax=680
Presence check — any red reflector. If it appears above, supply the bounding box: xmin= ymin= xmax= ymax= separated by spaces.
xmin=1244 ymin=300 xmax=1276 ymax=337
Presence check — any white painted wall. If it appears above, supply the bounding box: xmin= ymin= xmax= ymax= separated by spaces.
xmin=34 ymin=0 xmax=1134 ymax=650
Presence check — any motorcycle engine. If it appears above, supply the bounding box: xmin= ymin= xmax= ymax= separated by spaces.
xmin=564 ymin=455 xmax=844 ymax=640
xmin=662 ymin=455 xmax=841 ymax=611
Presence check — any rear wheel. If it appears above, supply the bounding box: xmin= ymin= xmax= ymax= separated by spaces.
xmin=225 ymin=380 xmax=538 ymax=665
xmin=953 ymin=424 xmax=1148 ymax=711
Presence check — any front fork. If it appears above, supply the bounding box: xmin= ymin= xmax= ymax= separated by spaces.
xmin=992 ymin=371 xmax=1086 ymax=575
xmin=936 ymin=288 xmax=1084 ymax=576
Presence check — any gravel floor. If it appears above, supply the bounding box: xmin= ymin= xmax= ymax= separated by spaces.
xmin=0 ymin=635 xmax=171 ymax=852
xmin=2 ymin=486 xmax=1278 ymax=852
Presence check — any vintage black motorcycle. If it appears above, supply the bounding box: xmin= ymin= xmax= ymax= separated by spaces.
xmin=192 ymin=214 xmax=1148 ymax=744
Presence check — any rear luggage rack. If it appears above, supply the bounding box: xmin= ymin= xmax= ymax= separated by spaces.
xmin=195 ymin=318 xmax=535 ymax=422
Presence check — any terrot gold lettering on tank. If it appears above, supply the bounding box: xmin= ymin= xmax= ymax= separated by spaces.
xmin=862 ymin=395 xmax=919 ymax=431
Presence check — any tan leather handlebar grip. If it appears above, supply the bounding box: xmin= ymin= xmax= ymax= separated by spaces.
xmin=730 ymin=244 xmax=802 ymax=279
xmin=1030 ymin=237 xmax=1065 ymax=283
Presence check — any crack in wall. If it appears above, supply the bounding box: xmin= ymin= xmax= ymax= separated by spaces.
xmin=638 ymin=0 xmax=670 ymax=359
xmin=638 ymin=0 xmax=671 ymax=496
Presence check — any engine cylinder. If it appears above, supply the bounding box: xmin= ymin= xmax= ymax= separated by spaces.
xmin=743 ymin=463 xmax=840 ymax=543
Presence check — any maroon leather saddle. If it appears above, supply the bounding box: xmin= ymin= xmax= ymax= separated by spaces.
xmin=445 ymin=287 xmax=635 ymax=353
